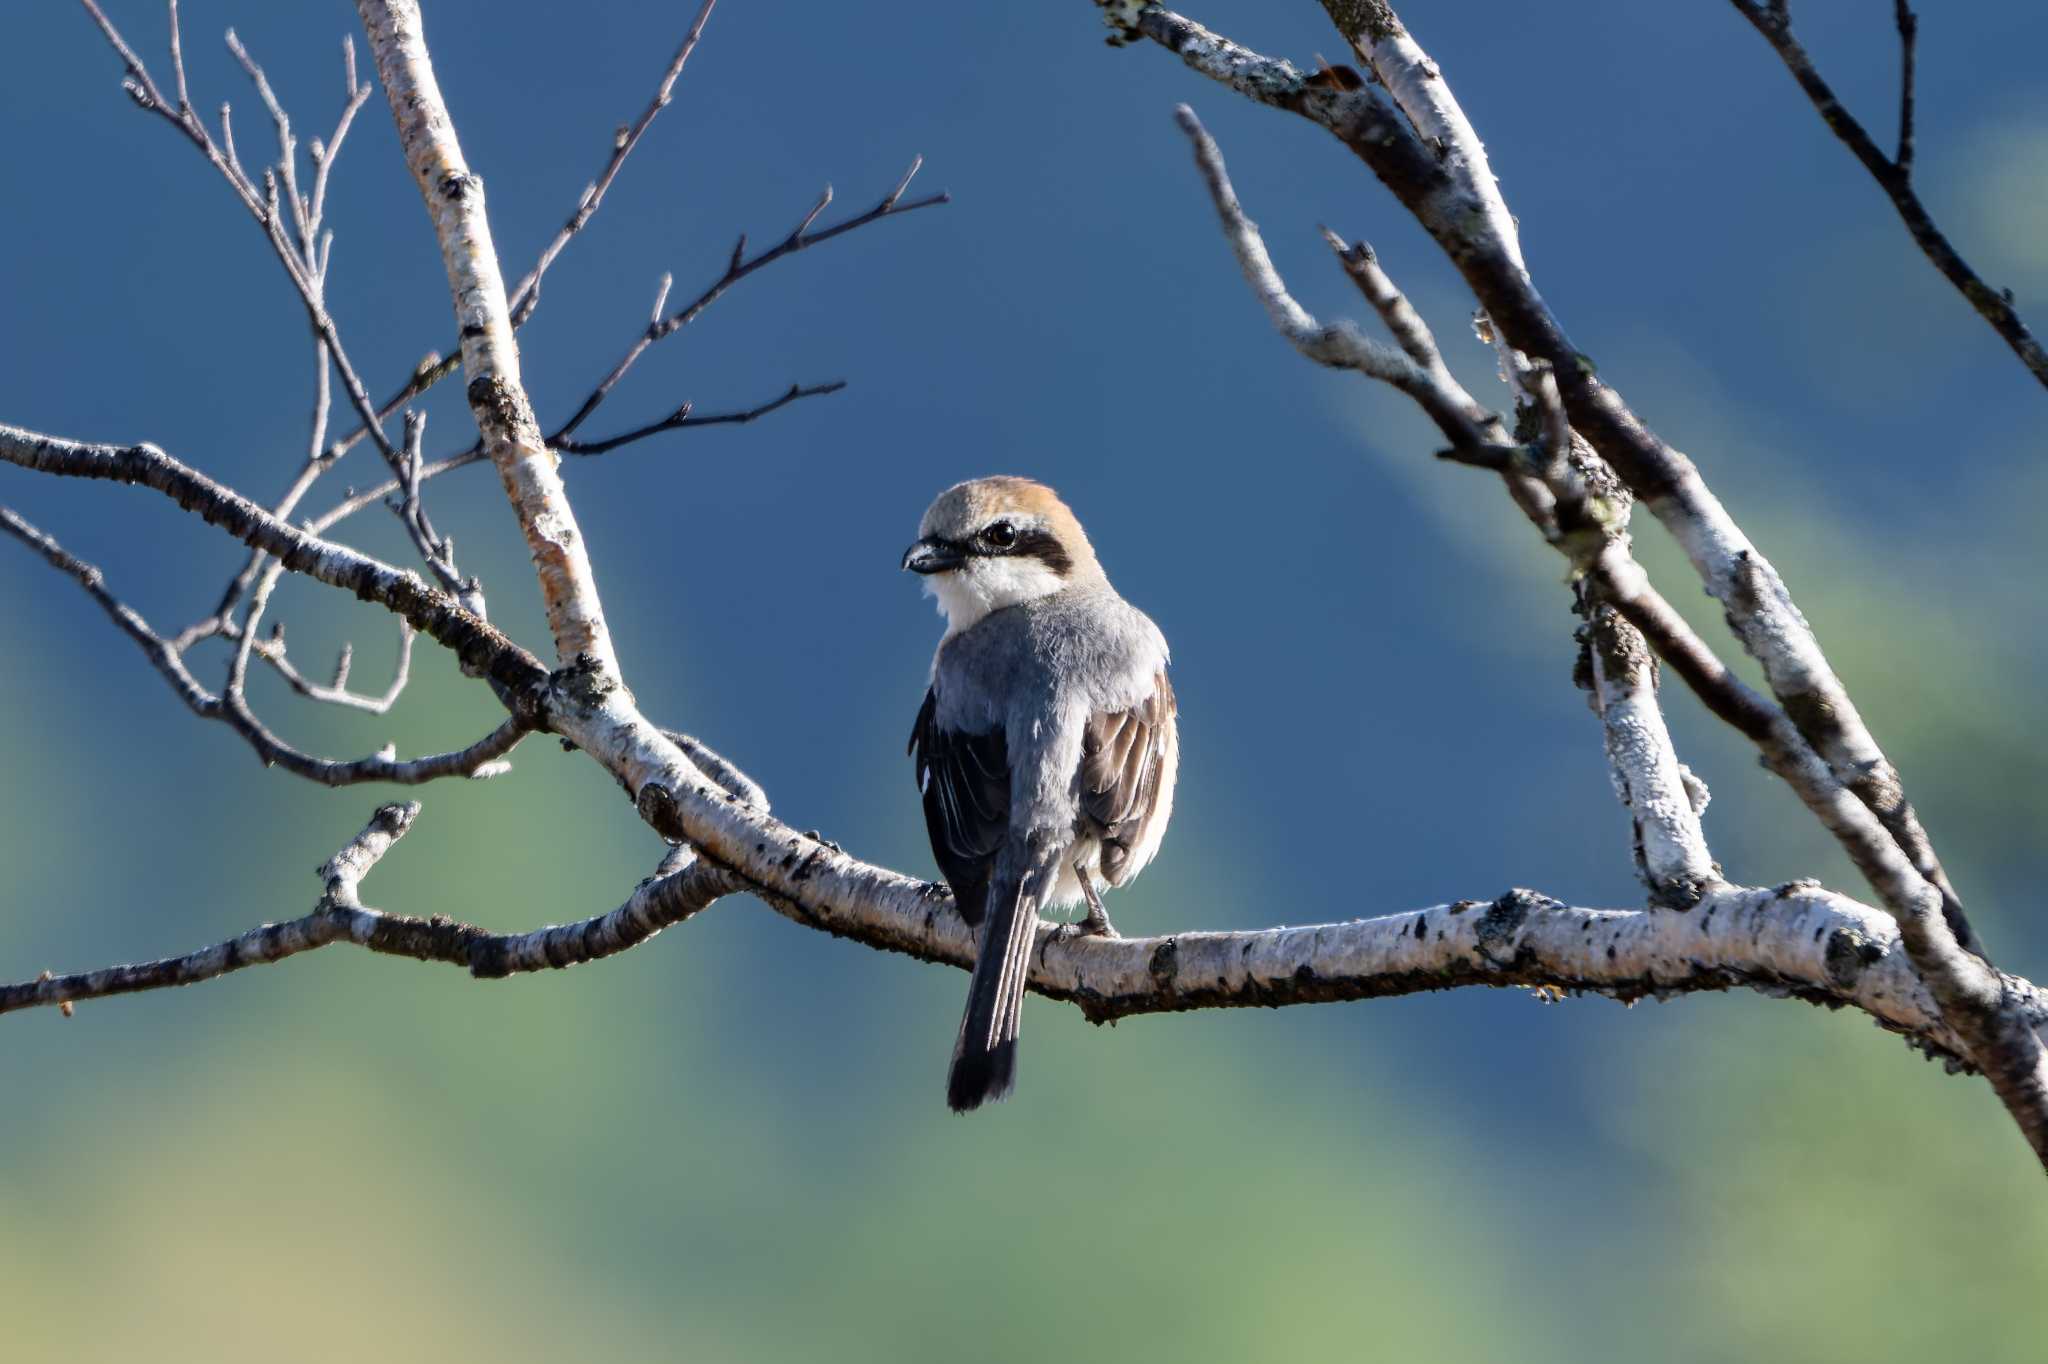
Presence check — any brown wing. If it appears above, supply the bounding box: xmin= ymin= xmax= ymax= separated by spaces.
xmin=909 ymin=688 xmax=1008 ymax=927
xmin=1079 ymin=669 xmax=1176 ymax=887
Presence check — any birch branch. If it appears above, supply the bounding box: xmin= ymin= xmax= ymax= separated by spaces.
xmin=15 ymin=1 xmax=2044 ymax=1168
xmin=3 ymin=462 xmax=2038 ymax=1081
xmin=0 ymin=804 xmax=738 ymax=1014
xmin=1313 ymin=0 xmax=1527 ymax=280
xmin=1128 ymin=2 xmax=1966 ymax=946
xmin=1578 ymin=600 xmax=1719 ymax=907
xmin=1179 ymin=105 xmax=1721 ymax=901
xmin=5 ymin=798 xmax=2035 ymax=1086
xmin=1127 ymin=3 xmax=2048 ymax=1167
xmin=356 ymin=0 xmax=616 ymax=676
xmin=9 ymin=411 xmax=2046 ymax=1121
xmin=1306 ymin=7 xmax=2048 ymax=1151
xmin=281 ymin=4 xmax=725 ymax=499
xmin=83 ymin=4 xmax=466 ymax=593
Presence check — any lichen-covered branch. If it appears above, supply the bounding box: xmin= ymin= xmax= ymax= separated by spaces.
xmin=1128 ymin=2 xmax=2048 ymax=1168
xmin=1315 ymin=0 xmax=1527 ymax=280
xmin=1578 ymin=600 xmax=1719 ymax=906
xmin=13 ymin=0 xmax=2044 ymax=1180
xmin=1178 ymin=105 xmax=1718 ymax=897
xmin=357 ymin=0 xmax=617 ymax=676
xmin=1129 ymin=3 xmax=1967 ymax=952
xmin=7 ymin=799 xmax=2031 ymax=1081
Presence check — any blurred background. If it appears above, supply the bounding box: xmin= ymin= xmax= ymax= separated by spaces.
xmin=5 ymin=1 xmax=2047 ymax=1358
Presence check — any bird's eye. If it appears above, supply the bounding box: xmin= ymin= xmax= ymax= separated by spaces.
xmin=982 ymin=521 xmax=1017 ymax=550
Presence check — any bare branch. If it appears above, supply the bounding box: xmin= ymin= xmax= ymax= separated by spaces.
xmin=1727 ymin=0 xmax=2047 ymax=389
xmin=0 ymin=802 xmax=733 ymax=1013
xmin=166 ymin=0 xmax=190 ymax=114
xmin=0 ymin=503 xmax=213 ymax=717
xmin=314 ymin=4 xmax=724 ymax=467
xmin=1176 ymin=109 xmax=1420 ymax=387
xmin=252 ymin=619 xmax=416 ymax=714
xmin=557 ymin=382 xmax=847 ymax=457
xmin=225 ymin=25 xmax=312 ymax=253
xmin=0 ymin=422 xmax=547 ymax=704
xmin=358 ymin=0 xmax=616 ymax=674
xmin=1577 ymin=599 xmax=1719 ymax=907
xmin=551 ymin=163 xmax=947 ymax=443
xmin=8 ymin=466 xmax=2035 ymax=1090
xmin=0 ymin=803 xmax=745 ymax=1016
xmin=1141 ymin=3 xmax=1969 ymax=938
xmin=295 ymin=370 xmax=840 ymax=541
xmin=506 ymin=0 xmax=719 ymax=326
xmin=1131 ymin=2 xmax=2048 ymax=1166
xmin=0 ymin=501 xmax=527 ymax=785
xmin=84 ymin=3 xmax=467 ymax=602
xmin=4 ymin=797 xmax=2037 ymax=1088
xmin=1314 ymin=0 xmax=1527 ymax=279
xmin=307 ymin=38 xmax=371 ymax=233
xmin=1179 ymin=106 xmax=1715 ymax=908
xmin=1893 ymin=0 xmax=1918 ymax=173
xmin=1181 ymin=109 xmax=1938 ymax=928
xmin=662 ymin=730 xmax=770 ymax=813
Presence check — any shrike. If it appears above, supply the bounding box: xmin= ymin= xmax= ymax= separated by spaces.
xmin=903 ymin=477 xmax=1178 ymax=1112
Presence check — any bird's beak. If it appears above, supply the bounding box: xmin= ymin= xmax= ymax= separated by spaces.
xmin=902 ymin=536 xmax=962 ymax=575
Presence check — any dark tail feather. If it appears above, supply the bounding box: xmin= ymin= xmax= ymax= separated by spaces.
xmin=948 ymin=878 xmax=1038 ymax=1113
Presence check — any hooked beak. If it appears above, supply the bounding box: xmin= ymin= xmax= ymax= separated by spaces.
xmin=902 ymin=536 xmax=963 ymax=575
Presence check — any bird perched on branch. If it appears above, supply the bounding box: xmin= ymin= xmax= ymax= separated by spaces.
xmin=904 ymin=477 xmax=1178 ymax=1112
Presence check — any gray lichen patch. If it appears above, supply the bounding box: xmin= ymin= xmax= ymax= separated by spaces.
xmin=1319 ymin=0 xmax=1403 ymax=45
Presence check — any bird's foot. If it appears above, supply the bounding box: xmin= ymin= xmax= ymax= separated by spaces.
xmin=1080 ymin=905 xmax=1121 ymax=939
xmin=1076 ymin=875 xmax=1121 ymax=939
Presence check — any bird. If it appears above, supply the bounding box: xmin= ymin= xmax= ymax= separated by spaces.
xmin=903 ymin=476 xmax=1178 ymax=1112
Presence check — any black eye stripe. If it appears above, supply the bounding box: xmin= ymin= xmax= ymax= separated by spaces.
xmin=945 ymin=524 xmax=1072 ymax=575
xmin=1005 ymin=527 xmax=1072 ymax=575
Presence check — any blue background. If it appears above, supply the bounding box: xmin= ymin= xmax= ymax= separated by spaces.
xmin=5 ymin=1 xmax=2047 ymax=1357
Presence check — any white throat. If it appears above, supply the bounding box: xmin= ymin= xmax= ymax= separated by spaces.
xmin=926 ymin=557 xmax=1068 ymax=637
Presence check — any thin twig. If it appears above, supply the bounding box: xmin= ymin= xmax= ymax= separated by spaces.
xmin=558 ymin=382 xmax=847 ymax=456
xmin=0 ymin=804 xmax=743 ymax=1014
xmin=1727 ymin=0 xmax=2047 ymax=389
xmin=84 ymin=2 xmax=466 ymax=602
xmin=552 ymin=163 xmax=948 ymax=441
xmin=301 ymin=374 xmax=843 ymax=537
xmin=0 ymin=502 xmax=525 ymax=783
xmin=507 ymin=0 xmax=719 ymax=326
xmin=252 ymin=619 xmax=416 ymax=714
xmin=0 ymin=422 xmax=547 ymax=703
xmin=1893 ymin=0 xmax=1918 ymax=174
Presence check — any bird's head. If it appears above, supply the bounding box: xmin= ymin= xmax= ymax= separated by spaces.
xmin=902 ymin=476 xmax=1102 ymax=635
